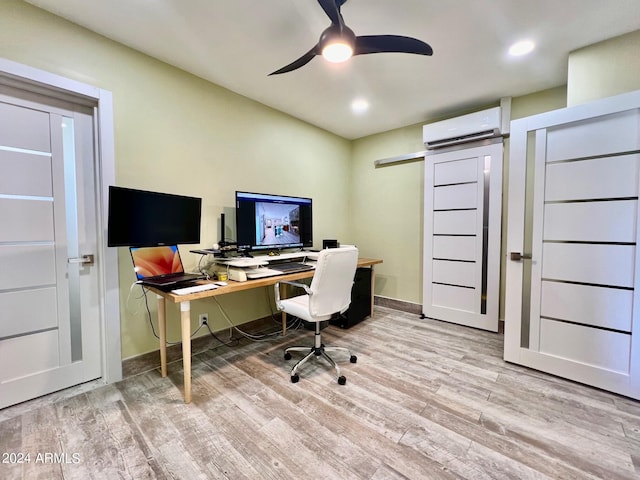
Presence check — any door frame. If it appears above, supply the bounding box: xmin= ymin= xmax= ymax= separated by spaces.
xmin=0 ymin=57 xmax=122 ymax=385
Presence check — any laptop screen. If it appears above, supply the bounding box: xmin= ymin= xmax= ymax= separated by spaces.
xmin=129 ymin=245 xmax=185 ymax=280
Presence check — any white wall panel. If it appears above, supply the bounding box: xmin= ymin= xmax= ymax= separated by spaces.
xmin=543 ymin=200 xmax=637 ymax=243
xmin=540 ymin=281 xmax=632 ymax=332
xmin=539 ymin=318 xmax=631 ymax=373
xmin=0 ymin=198 xmax=54 ymax=242
xmin=545 ymin=154 xmax=640 ymax=201
xmin=542 ymin=243 xmax=634 ymax=288
xmin=433 ymin=183 xmax=477 ymax=210
xmin=433 ymin=236 xmax=476 ymax=261
xmin=432 ymin=260 xmax=476 ymax=288
xmin=433 ymin=210 xmax=477 ymax=235
xmin=546 ymin=109 xmax=640 ymax=162
xmin=0 ymin=288 xmax=58 ymax=338
xmin=434 ymin=157 xmax=477 ymax=185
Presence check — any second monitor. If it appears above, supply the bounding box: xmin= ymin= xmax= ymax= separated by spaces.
xmin=235 ymin=191 xmax=313 ymax=253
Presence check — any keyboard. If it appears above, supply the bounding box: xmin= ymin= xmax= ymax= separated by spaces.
xmin=269 ymin=262 xmax=315 ymax=273
xmin=171 ymin=283 xmax=219 ymax=295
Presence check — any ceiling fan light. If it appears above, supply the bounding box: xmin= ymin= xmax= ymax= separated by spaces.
xmin=322 ymin=42 xmax=353 ymax=63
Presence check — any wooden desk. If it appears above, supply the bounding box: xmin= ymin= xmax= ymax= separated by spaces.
xmin=149 ymin=257 xmax=382 ymax=403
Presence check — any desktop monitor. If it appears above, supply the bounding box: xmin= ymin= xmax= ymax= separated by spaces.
xmin=107 ymin=186 xmax=202 ymax=247
xmin=235 ymin=191 xmax=312 ymax=252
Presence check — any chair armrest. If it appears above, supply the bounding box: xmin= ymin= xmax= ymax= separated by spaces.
xmin=274 ymin=280 xmax=312 ymax=310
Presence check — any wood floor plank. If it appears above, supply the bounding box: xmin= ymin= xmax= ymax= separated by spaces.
xmin=19 ymin=405 xmax=64 ymax=480
xmin=0 ymin=416 xmax=22 ymax=480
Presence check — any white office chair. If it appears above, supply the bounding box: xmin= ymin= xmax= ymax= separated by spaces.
xmin=275 ymin=247 xmax=359 ymax=384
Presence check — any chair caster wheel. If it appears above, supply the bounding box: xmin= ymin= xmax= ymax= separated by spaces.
xmin=291 ymin=374 xmax=299 ymax=383
xmin=338 ymin=376 xmax=346 ymax=385
xmin=284 ymin=352 xmax=292 ymax=360
xmin=350 ymin=355 xmax=357 ymax=363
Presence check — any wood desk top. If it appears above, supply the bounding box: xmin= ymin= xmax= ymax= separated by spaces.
xmin=149 ymin=257 xmax=383 ymax=303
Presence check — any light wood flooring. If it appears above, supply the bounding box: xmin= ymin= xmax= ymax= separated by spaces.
xmin=1 ymin=306 xmax=639 ymax=479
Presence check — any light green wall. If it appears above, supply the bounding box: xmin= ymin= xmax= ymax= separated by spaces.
xmin=0 ymin=1 xmax=351 ymax=358
xmin=568 ymin=30 xmax=640 ymax=107
xmin=349 ymin=126 xmax=424 ymax=305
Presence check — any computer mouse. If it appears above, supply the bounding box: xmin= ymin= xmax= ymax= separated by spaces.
xmin=215 ymin=281 xmax=228 ymax=286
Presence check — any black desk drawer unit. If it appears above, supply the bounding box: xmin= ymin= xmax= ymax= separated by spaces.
xmin=331 ymin=267 xmax=372 ymax=329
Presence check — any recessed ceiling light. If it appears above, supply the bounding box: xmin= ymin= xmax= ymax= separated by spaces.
xmin=509 ymin=40 xmax=535 ymax=57
xmin=351 ymin=98 xmax=369 ymax=114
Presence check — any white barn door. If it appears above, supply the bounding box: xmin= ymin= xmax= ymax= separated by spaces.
xmin=504 ymin=90 xmax=640 ymax=399
xmin=0 ymin=87 xmax=102 ymax=408
xmin=422 ymin=141 xmax=503 ymax=332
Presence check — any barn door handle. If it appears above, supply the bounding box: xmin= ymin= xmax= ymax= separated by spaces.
xmin=510 ymin=252 xmax=532 ymax=261
xmin=68 ymin=254 xmax=95 ymax=266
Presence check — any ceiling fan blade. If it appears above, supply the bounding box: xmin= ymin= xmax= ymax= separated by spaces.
xmin=317 ymin=0 xmax=345 ymax=25
xmin=269 ymin=47 xmax=319 ymax=75
xmin=354 ymin=35 xmax=433 ymax=56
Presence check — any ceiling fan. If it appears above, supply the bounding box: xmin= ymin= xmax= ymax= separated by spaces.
xmin=269 ymin=0 xmax=433 ymax=75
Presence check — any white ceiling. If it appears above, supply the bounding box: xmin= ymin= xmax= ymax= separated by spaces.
xmin=25 ymin=0 xmax=640 ymax=140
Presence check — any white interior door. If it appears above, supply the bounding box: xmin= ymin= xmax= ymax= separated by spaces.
xmin=0 ymin=87 xmax=102 ymax=408
xmin=504 ymin=90 xmax=640 ymax=400
xmin=422 ymin=141 xmax=503 ymax=331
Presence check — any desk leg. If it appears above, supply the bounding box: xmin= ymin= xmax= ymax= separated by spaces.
xmin=157 ymin=295 xmax=167 ymax=377
xmin=370 ymin=265 xmax=376 ymax=318
xmin=180 ymin=301 xmax=192 ymax=403
xmin=280 ymin=283 xmax=287 ymax=336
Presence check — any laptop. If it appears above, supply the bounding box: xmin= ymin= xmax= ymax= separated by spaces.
xmin=130 ymin=245 xmax=204 ymax=289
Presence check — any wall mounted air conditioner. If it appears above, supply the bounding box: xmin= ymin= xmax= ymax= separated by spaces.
xmin=423 ymin=106 xmax=502 ymax=149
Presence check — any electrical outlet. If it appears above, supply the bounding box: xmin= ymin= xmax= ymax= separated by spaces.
xmin=199 ymin=313 xmax=208 ymax=326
